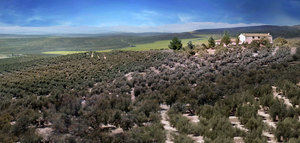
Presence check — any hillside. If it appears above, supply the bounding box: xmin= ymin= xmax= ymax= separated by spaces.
xmin=0 ymin=33 xmax=197 ymax=54
xmin=1 ymin=25 xmax=300 ymax=55
xmin=193 ymin=25 xmax=300 ymax=38
xmin=0 ymin=45 xmax=299 ymax=142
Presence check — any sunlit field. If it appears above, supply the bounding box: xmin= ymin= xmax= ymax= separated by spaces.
xmin=41 ymin=37 xmax=208 ymax=54
xmin=42 ymin=51 xmax=87 ymax=55
xmin=119 ymin=37 xmax=208 ymax=51
xmin=42 ymin=49 xmax=113 ymax=55
xmin=0 ymin=54 xmax=10 ymax=59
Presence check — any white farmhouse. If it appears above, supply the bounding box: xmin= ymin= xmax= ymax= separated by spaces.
xmin=239 ymin=33 xmax=273 ymax=44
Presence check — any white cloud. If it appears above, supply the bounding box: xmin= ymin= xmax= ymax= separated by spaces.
xmin=178 ymin=14 xmax=194 ymax=23
xmin=141 ymin=10 xmax=159 ymax=15
xmin=26 ymin=16 xmax=43 ymax=22
xmin=132 ymin=10 xmax=159 ymax=21
xmin=0 ymin=26 xmax=110 ymax=35
xmin=109 ymin=22 xmax=264 ymax=33
xmin=0 ymin=22 xmax=264 ymax=34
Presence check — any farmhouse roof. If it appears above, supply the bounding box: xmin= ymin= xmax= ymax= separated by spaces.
xmin=241 ymin=33 xmax=272 ymax=37
xmin=215 ymin=39 xmax=236 ymax=42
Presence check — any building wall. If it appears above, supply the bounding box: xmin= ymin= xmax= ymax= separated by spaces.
xmin=223 ymin=34 xmax=273 ymax=45
xmin=239 ymin=34 xmax=273 ymax=44
xmin=268 ymin=37 xmax=273 ymax=43
xmin=245 ymin=37 xmax=253 ymax=44
xmin=239 ymin=34 xmax=246 ymax=44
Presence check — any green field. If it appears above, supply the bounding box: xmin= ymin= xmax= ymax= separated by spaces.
xmin=41 ymin=37 xmax=209 ymax=55
xmin=42 ymin=51 xmax=87 ymax=55
xmin=0 ymin=33 xmax=198 ymax=54
xmin=0 ymin=54 xmax=10 ymax=59
xmin=42 ymin=49 xmax=113 ymax=55
xmin=121 ymin=37 xmax=207 ymax=51
xmin=0 ymin=33 xmax=211 ymax=55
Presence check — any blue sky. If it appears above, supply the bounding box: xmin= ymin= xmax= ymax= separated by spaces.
xmin=0 ymin=0 xmax=299 ymax=34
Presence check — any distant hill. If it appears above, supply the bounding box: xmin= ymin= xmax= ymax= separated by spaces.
xmin=192 ymin=25 xmax=300 ymax=38
xmin=292 ymin=25 xmax=300 ymax=29
xmin=0 ymin=32 xmax=196 ymax=54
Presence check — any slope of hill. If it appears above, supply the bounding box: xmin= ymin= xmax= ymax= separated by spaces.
xmin=0 ymin=46 xmax=299 ymax=142
xmin=193 ymin=25 xmax=300 ymax=38
xmin=0 ymin=32 xmax=197 ymax=54
xmin=1 ymin=25 xmax=300 ymax=55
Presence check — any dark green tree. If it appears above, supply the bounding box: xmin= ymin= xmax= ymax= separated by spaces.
xmin=187 ymin=41 xmax=195 ymax=50
xmin=275 ymin=118 xmax=299 ymax=142
xmin=221 ymin=31 xmax=231 ymax=46
xmin=250 ymin=40 xmax=261 ymax=51
xmin=260 ymin=37 xmax=271 ymax=47
xmin=169 ymin=37 xmax=183 ymax=50
xmin=208 ymin=36 xmax=215 ymax=48
xmin=235 ymin=36 xmax=240 ymax=45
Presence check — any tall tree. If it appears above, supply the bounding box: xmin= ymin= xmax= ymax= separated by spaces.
xmin=208 ymin=36 xmax=215 ymax=48
xmin=187 ymin=41 xmax=195 ymax=50
xmin=221 ymin=31 xmax=231 ymax=46
xmin=235 ymin=36 xmax=240 ymax=45
xmin=169 ymin=37 xmax=183 ymax=50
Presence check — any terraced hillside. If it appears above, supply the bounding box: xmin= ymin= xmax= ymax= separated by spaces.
xmin=0 ymin=45 xmax=299 ymax=142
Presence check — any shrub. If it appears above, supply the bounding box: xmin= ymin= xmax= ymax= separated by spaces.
xmin=275 ymin=118 xmax=300 ymax=142
xmin=274 ymin=37 xmax=288 ymax=46
xmin=201 ymin=43 xmax=208 ymax=49
xmin=172 ymin=133 xmax=194 ymax=143
xmin=260 ymin=38 xmax=271 ymax=46
xmin=187 ymin=41 xmax=195 ymax=50
xmin=169 ymin=37 xmax=183 ymax=50
xmin=168 ymin=112 xmax=195 ymax=134
xmin=127 ymin=123 xmax=165 ymax=143
xmin=221 ymin=31 xmax=231 ymax=46
xmin=250 ymin=40 xmax=260 ymax=51
xmin=208 ymin=37 xmax=215 ymax=48
xmin=269 ymin=100 xmax=287 ymax=121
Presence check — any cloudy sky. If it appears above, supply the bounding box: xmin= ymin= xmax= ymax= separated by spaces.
xmin=0 ymin=0 xmax=299 ymax=34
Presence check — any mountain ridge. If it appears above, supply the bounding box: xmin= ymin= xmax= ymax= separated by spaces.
xmin=192 ymin=25 xmax=300 ymax=38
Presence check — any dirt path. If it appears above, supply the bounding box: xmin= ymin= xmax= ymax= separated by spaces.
xmin=262 ymin=131 xmax=276 ymax=143
xmin=258 ymin=107 xmax=276 ymax=128
xmin=207 ymin=49 xmax=215 ymax=55
xmin=229 ymin=116 xmax=246 ymax=143
xmin=36 ymin=127 xmax=53 ymax=141
xmin=125 ymin=72 xmax=133 ymax=81
xmin=272 ymin=47 xmax=279 ymax=56
xmin=290 ymin=47 xmax=297 ymax=55
xmin=188 ymin=135 xmax=204 ymax=143
xmin=233 ymin=137 xmax=244 ymax=143
xmin=229 ymin=116 xmax=248 ymax=132
xmin=130 ymin=88 xmax=135 ymax=102
xmin=150 ymin=67 xmax=161 ymax=74
xmin=183 ymin=114 xmax=204 ymax=143
xmin=256 ymin=93 xmax=278 ymax=142
xmin=182 ymin=114 xmax=200 ymax=123
xmin=272 ymin=86 xmax=300 ymax=121
xmin=124 ymin=72 xmax=137 ymax=102
xmin=272 ymin=86 xmax=293 ymax=107
xmin=257 ymin=106 xmax=277 ymax=143
xmin=160 ymin=104 xmax=177 ymax=143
